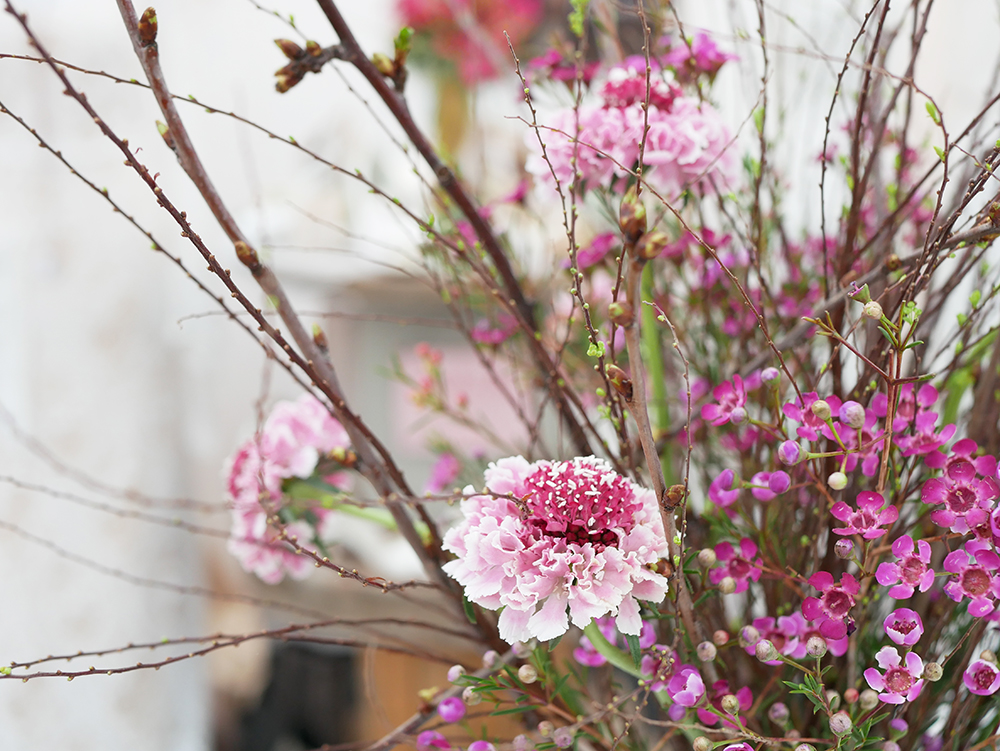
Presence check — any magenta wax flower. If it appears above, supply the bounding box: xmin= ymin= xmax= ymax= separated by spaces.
xmin=665 ymin=665 xmax=705 ymax=707
xmin=897 ymin=411 xmax=957 ymax=457
xmin=783 ymin=392 xmax=838 ymax=441
xmin=425 ymin=453 xmax=461 ymax=494
xmin=697 ymin=681 xmax=752 ymax=727
xmin=708 ymin=469 xmax=740 ymax=509
xmin=884 ymin=608 xmax=923 ymax=646
xmin=864 ymin=646 xmax=925 ymax=704
xmin=442 ymin=457 xmax=669 ymax=642
xmin=568 ymin=232 xmax=618 ymax=270
xmin=701 ymin=375 xmax=747 ymax=426
xmin=964 ymin=659 xmax=1000 ymax=695
xmin=802 ymin=572 xmax=859 ymax=639
xmin=709 ymin=538 xmax=762 ymax=594
xmin=663 ymin=32 xmax=737 ymax=79
xmin=831 ymin=491 xmax=898 ymax=539
xmin=943 ymin=540 xmax=1000 ymax=617
xmin=876 ymin=536 xmax=935 ymax=598
xmin=417 ymin=731 xmax=452 ymax=751
xmin=468 ymin=742 xmax=496 ymax=751
xmin=922 ymin=459 xmax=999 ymax=534
xmin=749 ymin=471 xmax=790 ymax=501
xmin=742 ymin=615 xmax=801 ymax=664
xmin=777 ymin=440 xmax=803 ymax=465
xmin=437 ymin=696 xmax=465 ymax=723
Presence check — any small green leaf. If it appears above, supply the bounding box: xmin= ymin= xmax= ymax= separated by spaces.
xmin=491 ymin=705 xmax=536 ymax=716
xmin=568 ymin=0 xmax=588 ymax=37
xmin=957 ymin=312 xmax=968 ymax=326
xmin=462 ymin=595 xmax=477 ymax=625
xmin=625 ymin=634 xmax=641 ymax=668
xmin=586 ymin=340 xmax=606 ymax=358
xmin=925 ymin=101 xmax=940 ymax=124
xmin=970 ymin=289 xmax=982 ymax=308
xmin=934 ymin=145 xmax=945 ymax=162
xmin=0 ymin=667 xmax=10 ymax=676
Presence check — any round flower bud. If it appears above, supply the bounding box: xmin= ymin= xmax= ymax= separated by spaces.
xmin=729 ymin=406 xmax=748 ymax=425
xmin=512 ymin=735 xmax=534 ymax=751
xmin=827 ymin=472 xmax=848 ymax=490
xmin=768 ymin=702 xmax=789 ymax=724
xmin=692 ymin=738 xmax=712 ymax=751
xmin=786 ymin=731 xmax=800 ymax=740
xmin=981 ymin=650 xmax=998 ymax=665
xmin=462 ymin=686 xmax=482 ymax=706
xmin=830 ymin=711 xmax=852 ymax=736
xmin=810 ymin=399 xmax=832 ymax=421
xmin=768 ymin=471 xmax=791 ymax=495
xmin=888 ymin=719 xmax=908 ymax=735
xmin=713 ymin=630 xmax=730 ymax=646
xmin=513 ymin=641 xmax=535 ymax=659
xmin=755 ymin=639 xmax=779 ymax=663
xmin=844 ymin=687 xmax=859 ymax=705
xmin=864 ymin=301 xmax=884 ymax=320
xmin=794 ymin=745 xmax=816 ymax=751
xmin=839 ymin=400 xmax=866 ymax=429
xmin=696 ymin=641 xmax=718 ymax=662
xmin=739 ymin=625 xmax=761 ymax=648
xmin=553 ymin=728 xmax=575 ymax=749
xmin=518 ymin=664 xmax=538 ymax=684
xmin=482 ymin=650 xmax=500 ymax=669
xmin=826 ymin=690 xmax=841 ymax=711
xmin=923 ymin=662 xmax=943 ymax=682
xmin=718 ymin=576 xmax=737 ymax=595
xmin=437 ymin=696 xmax=466 ymax=723
xmin=834 ymin=539 xmax=854 ymax=559
xmin=538 ymin=721 xmax=554 ymax=738
xmin=806 ymin=636 xmax=828 ymax=658
xmin=859 ymin=689 xmax=879 ymax=711
xmin=778 ymin=440 xmax=802 ymax=465
xmin=761 ymin=367 xmax=780 ymax=383
xmin=469 ymin=742 xmax=496 ymax=751
xmin=698 ymin=548 xmax=717 ymax=567
xmin=447 ymin=665 xmax=466 ymax=683
xmin=721 ymin=694 xmax=740 ymax=715
xmin=883 ymin=743 xmax=900 ymax=751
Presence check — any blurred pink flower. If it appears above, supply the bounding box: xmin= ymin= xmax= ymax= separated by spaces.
xmin=964 ymin=659 xmax=1000 ymax=695
xmin=709 ymin=538 xmax=762 ymax=594
xmin=701 ymin=374 xmax=747 ymax=426
xmin=442 ymin=456 xmax=669 ymax=643
xmin=425 ymin=452 xmax=461 ymax=494
xmin=663 ymin=32 xmax=737 ymax=80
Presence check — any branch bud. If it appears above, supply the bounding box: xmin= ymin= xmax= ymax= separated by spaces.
xmin=312 ymin=323 xmax=328 ymax=353
xmin=138 ymin=7 xmax=157 ymax=47
xmin=619 ymin=185 xmax=646 ymax=246
xmin=372 ymin=52 xmax=395 ymax=77
xmin=633 ymin=230 xmax=668 ymax=261
xmin=155 ymin=120 xmax=176 ymax=151
xmin=607 ymin=300 xmax=633 ymax=327
xmin=275 ymin=38 xmax=304 ymax=60
xmin=604 ymin=364 xmax=633 ymax=402
xmin=234 ymin=241 xmax=260 ymax=269
xmin=664 ymin=484 xmax=686 ymax=509
xmin=305 ymin=40 xmax=322 ymax=57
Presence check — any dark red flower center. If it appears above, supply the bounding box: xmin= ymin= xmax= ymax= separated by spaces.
xmin=947 ymin=486 xmax=977 ymax=514
xmin=961 ymin=567 xmax=992 ymax=597
xmin=972 ymin=665 xmax=998 ymax=691
xmin=523 ymin=459 xmax=640 ymax=550
xmin=823 ymin=589 xmax=854 ymax=618
xmin=900 ymin=557 xmax=926 ymax=585
xmin=884 ymin=666 xmax=913 ymax=694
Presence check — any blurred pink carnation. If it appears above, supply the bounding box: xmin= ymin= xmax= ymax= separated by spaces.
xmin=225 ymin=394 xmax=352 ymax=584
xmin=442 ymin=456 xmax=669 ymax=643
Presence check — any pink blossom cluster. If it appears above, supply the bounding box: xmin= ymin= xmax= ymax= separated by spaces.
xmin=442 ymin=456 xmax=670 ymax=642
xmin=225 ymin=394 xmax=352 ymax=583
xmin=527 ymin=63 xmax=733 ymax=196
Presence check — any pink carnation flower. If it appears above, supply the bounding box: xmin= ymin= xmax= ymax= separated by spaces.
xmin=830 ymin=491 xmax=898 ymax=539
xmin=442 ymin=456 xmax=670 ymax=643
xmin=864 ymin=646 xmax=925 ymax=704
xmin=964 ymin=659 xmax=1000 ymax=696
xmin=224 ymin=395 xmax=352 ymax=583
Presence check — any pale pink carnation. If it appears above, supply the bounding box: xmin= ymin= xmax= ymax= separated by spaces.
xmin=225 ymin=395 xmax=352 ymax=583
xmin=442 ymin=456 xmax=669 ymax=643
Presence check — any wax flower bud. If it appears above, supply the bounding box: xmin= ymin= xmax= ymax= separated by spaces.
xmin=697 ymin=641 xmax=717 ymax=662
xmin=755 ymin=639 xmax=779 ymax=662
xmin=981 ymin=650 xmax=998 ymax=665
xmin=437 ymin=696 xmax=465 ymax=723
xmin=698 ymin=548 xmax=717 ymax=567
xmin=538 ymin=721 xmax=554 ymax=737
xmin=834 ymin=539 xmax=854 ymax=559
xmin=729 ymin=406 xmax=748 ymax=425
xmin=768 ymin=702 xmax=789 ymax=723
xmin=739 ymin=625 xmax=760 ymax=647
xmin=518 ymin=664 xmax=538 ymax=684
xmin=778 ymin=440 xmax=802 ymax=465
xmin=462 ymin=686 xmax=482 ymax=706
xmin=447 ymin=665 xmax=466 ymax=683
xmin=513 ymin=735 xmax=534 ymax=751
xmin=924 ymin=662 xmax=943 ymax=681
xmin=721 ymin=694 xmax=740 ymax=715
xmin=864 ymin=301 xmax=884 ymax=320
xmin=761 ymin=366 xmax=780 ymax=383
xmin=482 ymin=650 xmax=500 ymax=669
xmin=553 ymin=728 xmax=574 ymax=748
xmin=844 ymin=687 xmax=859 ymax=704
xmin=859 ymin=689 xmax=879 ymax=710
xmin=713 ymin=630 xmax=730 ymax=646
xmin=806 ymin=636 xmax=828 ymax=658
xmin=830 ymin=711 xmax=852 ymax=736
xmin=839 ymin=400 xmax=866 ymax=429
xmin=692 ymin=738 xmax=712 ymax=751
xmin=794 ymin=745 xmax=817 ymax=751
xmin=513 ymin=641 xmax=535 ymax=659
xmin=888 ymin=719 xmax=908 ymax=737
xmin=883 ymin=743 xmax=901 ymax=751
xmin=810 ymin=399 xmax=832 ymax=420
xmin=828 ymin=472 xmax=848 ymax=490
xmin=719 ymin=576 xmax=737 ymax=594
